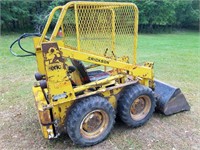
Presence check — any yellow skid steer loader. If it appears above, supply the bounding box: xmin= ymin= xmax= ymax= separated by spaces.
xmin=10 ymin=1 xmax=190 ymax=146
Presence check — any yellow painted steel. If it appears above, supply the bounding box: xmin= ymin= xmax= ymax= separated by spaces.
xmin=74 ymin=74 xmax=124 ymax=93
xmin=111 ymin=9 xmax=116 ymax=54
xmin=39 ymin=6 xmax=63 ymax=47
xmin=32 ymin=86 xmax=54 ymax=139
xmin=33 ymin=37 xmax=45 ymax=74
xmin=32 ymin=1 xmax=154 ymax=139
xmin=74 ymin=4 xmax=81 ymax=51
xmin=48 ymin=1 xmax=138 ymax=64
xmin=60 ymin=47 xmax=153 ymax=79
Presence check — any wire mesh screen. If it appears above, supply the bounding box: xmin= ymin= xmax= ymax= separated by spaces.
xmin=77 ymin=7 xmax=113 ymax=57
xmin=115 ymin=6 xmax=135 ymax=63
xmin=63 ymin=8 xmax=77 ymax=49
xmin=63 ymin=3 xmax=136 ymax=63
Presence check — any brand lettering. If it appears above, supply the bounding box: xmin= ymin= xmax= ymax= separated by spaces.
xmin=88 ymin=57 xmax=109 ymax=64
xmin=49 ymin=65 xmax=61 ymax=71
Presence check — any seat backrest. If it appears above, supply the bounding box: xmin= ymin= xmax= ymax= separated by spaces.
xmin=70 ymin=59 xmax=91 ymax=84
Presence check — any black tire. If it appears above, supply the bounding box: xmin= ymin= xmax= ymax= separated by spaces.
xmin=118 ymin=84 xmax=156 ymax=127
xmin=66 ymin=96 xmax=115 ymax=146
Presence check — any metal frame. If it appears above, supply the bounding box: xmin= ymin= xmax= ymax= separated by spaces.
xmin=38 ymin=1 xmax=139 ymax=65
xmin=32 ymin=1 xmax=154 ymax=139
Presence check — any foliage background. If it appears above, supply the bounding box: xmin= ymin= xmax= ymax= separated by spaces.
xmin=1 ymin=0 xmax=199 ymax=33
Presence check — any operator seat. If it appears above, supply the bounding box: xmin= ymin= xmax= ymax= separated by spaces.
xmin=71 ymin=59 xmax=110 ymax=84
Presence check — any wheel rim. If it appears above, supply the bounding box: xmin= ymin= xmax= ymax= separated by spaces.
xmin=80 ymin=109 xmax=109 ymax=139
xmin=130 ymin=95 xmax=151 ymax=121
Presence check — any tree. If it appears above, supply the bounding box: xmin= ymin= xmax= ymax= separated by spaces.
xmin=175 ymin=0 xmax=200 ymax=29
xmin=1 ymin=1 xmax=32 ymax=30
xmin=131 ymin=0 xmax=177 ymax=32
xmin=0 ymin=0 xmax=199 ymax=32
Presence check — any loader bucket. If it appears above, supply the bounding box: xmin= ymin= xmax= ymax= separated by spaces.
xmin=154 ymin=80 xmax=190 ymax=115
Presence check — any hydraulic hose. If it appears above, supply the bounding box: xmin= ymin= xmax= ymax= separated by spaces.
xmin=9 ymin=33 xmax=48 ymax=57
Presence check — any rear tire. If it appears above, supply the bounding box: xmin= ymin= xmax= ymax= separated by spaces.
xmin=66 ymin=96 xmax=115 ymax=146
xmin=118 ymin=84 xmax=156 ymax=127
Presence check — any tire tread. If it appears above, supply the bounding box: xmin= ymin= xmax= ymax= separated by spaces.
xmin=66 ymin=96 xmax=115 ymax=146
xmin=118 ymin=84 xmax=156 ymax=127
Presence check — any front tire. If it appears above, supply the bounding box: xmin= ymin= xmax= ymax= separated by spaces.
xmin=118 ymin=84 xmax=156 ymax=127
xmin=66 ymin=96 xmax=115 ymax=146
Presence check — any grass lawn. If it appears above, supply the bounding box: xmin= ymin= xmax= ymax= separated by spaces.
xmin=0 ymin=31 xmax=199 ymax=149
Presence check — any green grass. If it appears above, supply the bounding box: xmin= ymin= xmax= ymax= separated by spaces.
xmin=137 ymin=32 xmax=200 ymax=99
xmin=0 ymin=31 xmax=200 ymax=149
xmin=137 ymin=32 xmax=200 ymax=83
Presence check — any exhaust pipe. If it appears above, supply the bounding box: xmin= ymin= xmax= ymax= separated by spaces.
xmin=154 ymin=80 xmax=190 ymax=115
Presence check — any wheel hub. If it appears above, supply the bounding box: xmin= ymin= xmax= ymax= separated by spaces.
xmin=80 ymin=110 xmax=109 ymax=139
xmin=131 ymin=98 xmax=145 ymax=115
xmin=82 ymin=112 xmax=103 ymax=133
xmin=130 ymin=95 xmax=151 ymax=121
